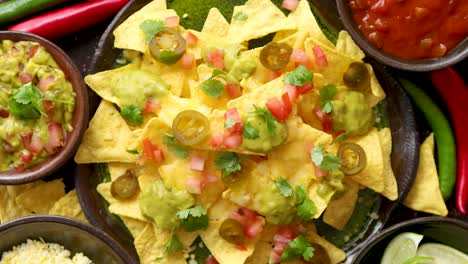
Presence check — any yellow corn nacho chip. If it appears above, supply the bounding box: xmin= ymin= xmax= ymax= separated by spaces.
xmin=379 ymin=128 xmax=398 ymax=201
xmin=48 ymin=190 xmax=88 ymax=223
xmin=323 ymin=179 xmax=360 ymax=230
xmin=97 ymin=182 xmax=146 ymax=221
xmin=0 ymin=186 xmax=30 ymax=223
xmin=335 ymin=31 xmax=365 ymax=61
xmin=75 ymin=100 xmax=139 ymax=163
xmin=347 ymin=128 xmax=385 ymax=193
xmin=403 ymin=134 xmax=448 ymax=216
xmin=120 ymin=216 xmax=148 ymax=238
xmin=227 ymin=0 xmax=295 ymax=43
xmin=15 ymin=179 xmax=65 ymax=215
xmin=244 ymin=240 xmax=272 ymax=264
xmin=307 ymin=232 xmax=347 ymax=264
xmin=202 ymin=8 xmax=230 ymax=39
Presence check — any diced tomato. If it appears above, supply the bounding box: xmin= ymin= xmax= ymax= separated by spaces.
xmin=282 ymin=0 xmax=299 ymax=11
xmin=190 ymin=155 xmax=205 ymax=171
xmin=229 ymin=210 xmax=248 ymax=226
xmin=314 ymin=107 xmax=333 ymax=133
xmin=224 ymin=108 xmax=243 ymax=134
xmin=205 ymin=49 xmax=224 ymax=70
xmin=291 ymin=48 xmax=314 ymax=70
xmin=153 ymin=149 xmax=164 ymax=162
xmin=45 ymin=122 xmax=64 ymax=153
xmin=165 ymin=16 xmax=179 ymax=28
xmin=210 ymin=132 xmax=224 ymax=148
xmin=142 ymin=138 xmax=154 ymax=160
xmin=281 ymin=92 xmax=292 ymax=114
xmin=15 ymin=164 xmax=25 ymax=172
xmin=0 ymin=109 xmax=9 ymax=118
xmin=44 ymin=101 xmax=54 ymax=111
xmin=235 ymin=244 xmax=247 ymax=251
xmin=284 ymin=84 xmax=298 ymax=101
xmin=21 ymin=132 xmax=32 ymax=151
xmin=269 ymin=70 xmax=282 ymax=81
xmin=223 ymin=133 xmax=242 ymax=148
xmin=313 ymin=45 xmax=328 ymax=68
xmin=275 ymin=226 xmax=297 ymax=241
xmin=143 ymin=99 xmax=160 ymax=114
xmin=179 ymin=53 xmax=194 ymax=70
xmin=244 ymin=218 xmax=264 ymax=239
xmin=28 ymin=45 xmax=39 ymax=58
xmin=19 ymin=151 xmax=32 ymax=164
xmin=239 ymin=207 xmax=257 ymax=220
xmin=205 ymin=255 xmax=219 ymax=264
xmin=266 ymin=98 xmax=288 ymax=121
xmin=185 ymin=31 xmax=199 ymax=46
xmin=27 ymin=133 xmax=43 ymax=154
xmin=38 ymin=75 xmax=55 ymax=91
xmin=313 ymin=164 xmax=328 ymax=178
xmin=297 ymin=82 xmax=313 ymax=94
xmin=18 ymin=72 xmax=32 ymax=84
xmin=226 ymin=83 xmax=242 ymax=98
xmin=186 ymin=178 xmax=202 ymax=194
xmin=202 ymin=174 xmax=219 ymax=187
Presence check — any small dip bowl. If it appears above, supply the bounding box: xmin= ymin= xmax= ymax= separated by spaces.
xmin=336 ymin=0 xmax=468 ymax=71
xmin=0 ymin=31 xmax=88 ymax=185
xmin=351 ymin=217 xmax=468 ymax=263
xmin=0 ymin=215 xmax=136 ymax=263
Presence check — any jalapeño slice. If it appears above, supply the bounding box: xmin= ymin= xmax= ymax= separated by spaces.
xmin=219 ymin=218 xmax=245 ymax=245
xmin=259 ymin=42 xmax=293 ymax=71
xmin=172 ymin=110 xmax=210 ymax=146
xmin=111 ymin=169 xmax=140 ymax=200
xmin=337 ymin=143 xmax=367 ymax=175
xmin=149 ymin=27 xmax=186 ymax=64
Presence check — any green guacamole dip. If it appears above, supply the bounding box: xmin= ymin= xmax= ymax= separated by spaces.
xmin=0 ymin=40 xmax=76 ymax=172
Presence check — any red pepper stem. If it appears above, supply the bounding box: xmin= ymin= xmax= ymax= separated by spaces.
xmin=431 ymin=67 xmax=468 ymax=215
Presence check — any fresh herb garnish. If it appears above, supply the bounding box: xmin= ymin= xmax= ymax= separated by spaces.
xmin=163 ymin=134 xmax=189 ymax=158
xmin=280 ymin=235 xmax=315 ymax=262
xmin=275 ymin=178 xmax=293 ymax=198
xmin=140 ymin=19 xmax=165 ymax=44
xmin=242 ymin=122 xmax=259 ymax=139
xmin=319 ymin=84 xmax=337 ymax=114
xmin=120 ymin=105 xmax=143 ymax=126
xmin=201 ymin=79 xmax=224 ymax=97
xmin=333 ymin=132 xmax=350 ymax=143
xmin=215 ymin=152 xmax=241 ymax=177
xmin=253 ymin=106 xmax=276 ymax=136
xmin=176 ymin=206 xmax=209 ymax=231
xmin=310 ymin=144 xmax=341 ymax=171
xmin=8 ymin=82 xmax=43 ymax=119
xmin=233 ymin=12 xmax=248 ymax=21
xmin=163 ymin=234 xmax=183 ymax=254
xmin=126 ymin=149 xmax=140 ymax=155
xmin=284 ymin=65 xmax=313 ymax=86
xmin=294 ymin=185 xmax=317 ymax=221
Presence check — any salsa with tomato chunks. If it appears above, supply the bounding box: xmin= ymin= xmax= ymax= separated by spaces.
xmin=0 ymin=40 xmax=75 ymax=172
xmin=350 ymin=0 xmax=468 ymax=59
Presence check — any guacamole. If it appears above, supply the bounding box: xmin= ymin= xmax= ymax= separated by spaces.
xmin=256 ymin=180 xmax=296 ymax=225
xmin=242 ymin=112 xmax=288 ymax=152
xmin=203 ymin=43 xmax=256 ymax=81
xmin=332 ymin=91 xmax=373 ymax=136
xmin=139 ymin=180 xmax=195 ymax=230
xmin=0 ymin=40 xmax=75 ymax=172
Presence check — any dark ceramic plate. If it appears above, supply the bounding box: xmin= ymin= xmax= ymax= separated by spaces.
xmin=74 ymin=0 xmax=419 ymax=262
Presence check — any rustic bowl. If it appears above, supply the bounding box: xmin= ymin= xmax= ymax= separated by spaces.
xmin=336 ymin=0 xmax=468 ymax=71
xmin=351 ymin=217 xmax=468 ymax=263
xmin=0 ymin=215 xmax=137 ymax=263
xmin=0 ymin=31 xmax=88 ymax=185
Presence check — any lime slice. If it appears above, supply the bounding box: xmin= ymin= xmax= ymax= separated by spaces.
xmin=417 ymin=243 xmax=468 ymax=264
xmin=381 ymin=232 xmax=424 ymax=264
xmin=402 ymin=256 xmax=434 ymax=264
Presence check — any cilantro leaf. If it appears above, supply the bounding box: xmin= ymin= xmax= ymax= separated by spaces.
xmin=8 ymin=83 xmax=43 ymax=119
xmin=163 ymin=235 xmax=183 ymax=254
xmin=120 ymin=105 xmax=143 ymax=126
xmin=310 ymin=145 xmax=341 ymax=171
xmin=201 ymin=79 xmax=225 ymax=97
xmin=275 ymin=178 xmax=293 ymax=198
xmin=297 ymin=197 xmax=317 ymax=221
xmin=333 ymin=132 xmax=349 ymax=143
xmin=242 ymin=122 xmax=259 ymax=139
xmin=177 ymin=206 xmax=208 ymax=232
xmin=280 ymin=235 xmax=315 ymax=262
xmin=233 ymin=12 xmax=248 ymax=21
xmin=163 ymin=134 xmax=189 ymax=158
xmin=319 ymin=84 xmax=337 ymax=114
xmin=215 ymin=152 xmax=241 ymax=177
xmin=126 ymin=149 xmax=140 ymax=155
xmin=253 ymin=106 xmax=276 ymax=136
xmin=140 ymin=20 xmax=164 ymax=44
xmin=224 ymin=118 xmax=235 ymax=129
xmin=295 ymin=185 xmax=307 ymax=204
xmin=284 ymin=65 xmax=313 ymax=86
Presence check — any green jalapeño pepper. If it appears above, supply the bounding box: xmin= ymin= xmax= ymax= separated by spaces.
xmin=149 ymin=27 xmax=186 ymax=65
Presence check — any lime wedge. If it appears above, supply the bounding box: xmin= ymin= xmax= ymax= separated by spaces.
xmin=402 ymin=256 xmax=434 ymax=264
xmin=417 ymin=243 xmax=468 ymax=264
xmin=381 ymin=232 xmax=424 ymax=264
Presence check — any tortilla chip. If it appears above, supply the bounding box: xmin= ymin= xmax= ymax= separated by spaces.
xmin=244 ymin=240 xmax=272 ymax=264
xmin=48 ymin=190 xmax=88 ymax=223
xmin=189 ymin=64 xmax=231 ymax=110
xmin=113 ymin=4 xmax=177 ymax=53
xmin=379 ymin=128 xmax=398 ymax=201
xmin=403 ymin=134 xmax=448 ymax=216
xmin=335 ymin=31 xmax=365 ymax=61
xmin=347 ymin=128 xmax=385 ymax=193
xmin=75 ymin=100 xmax=139 ymax=163
xmin=15 ymin=179 xmax=65 ymax=214
xmin=97 ymin=182 xmax=146 ymax=221
xmin=202 ymin=8 xmax=230 ymax=39
xmin=323 ymin=179 xmax=360 ymax=230
xmin=308 ymin=232 xmax=347 ymax=264
xmin=0 ymin=186 xmax=30 ymax=223
xmin=227 ymin=0 xmax=295 ymax=43
xmin=120 ymin=216 xmax=148 ymax=238
xmin=158 ymin=94 xmax=213 ymax=129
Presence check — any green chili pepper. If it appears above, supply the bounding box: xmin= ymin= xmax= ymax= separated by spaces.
xmin=0 ymin=0 xmax=70 ymax=24
xmin=398 ymin=77 xmax=456 ymax=200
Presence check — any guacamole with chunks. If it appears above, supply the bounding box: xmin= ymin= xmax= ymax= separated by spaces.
xmin=0 ymin=40 xmax=75 ymax=172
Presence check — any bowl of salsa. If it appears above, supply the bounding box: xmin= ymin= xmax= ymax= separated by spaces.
xmin=336 ymin=0 xmax=468 ymax=71
xmin=0 ymin=31 xmax=88 ymax=184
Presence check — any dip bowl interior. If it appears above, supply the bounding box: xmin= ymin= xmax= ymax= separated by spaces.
xmin=0 ymin=31 xmax=88 ymax=185
xmin=351 ymin=217 xmax=468 ymax=263
xmin=0 ymin=215 xmax=136 ymax=263
xmin=336 ymin=0 xmax=468 ymax=72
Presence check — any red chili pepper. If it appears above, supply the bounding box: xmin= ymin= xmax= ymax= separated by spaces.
xmin=9 ymin=0 xmax=130 ymax=40
xmin=431 ymin=67 xmax=468 ymax=215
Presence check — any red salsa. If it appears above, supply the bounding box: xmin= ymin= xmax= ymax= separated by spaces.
xmin=350 ymin=0 xmax=468 ymax=59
